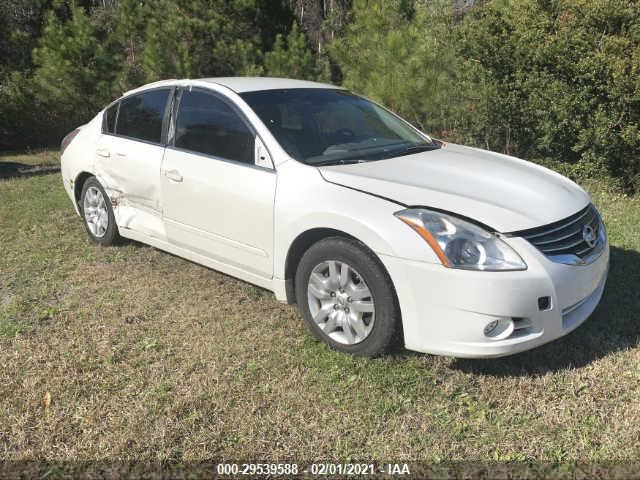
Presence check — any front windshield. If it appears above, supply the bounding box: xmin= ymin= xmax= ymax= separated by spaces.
xmin=240 ymin=88 xmax=438 ymax=166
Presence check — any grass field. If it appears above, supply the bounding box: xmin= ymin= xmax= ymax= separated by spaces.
xmin=1 ymin=151 xmax=640 ymax=474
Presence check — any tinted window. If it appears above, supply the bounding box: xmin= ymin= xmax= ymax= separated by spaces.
xmin=175 ymin=90 xmax=254 ymax=164
xmin=103 ymin=102 xmax=118 ymax=134
xmin=116 ymin=89 xmax=170 ymax=143
xmin=241 ymin=89 xmax=436 ymax=165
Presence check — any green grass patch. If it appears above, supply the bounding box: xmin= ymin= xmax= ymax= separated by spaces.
xmin=1 ymin=151 xmax=640 ymax=465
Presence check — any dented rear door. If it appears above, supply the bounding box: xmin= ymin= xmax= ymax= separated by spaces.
xmin=95 ymin=135 xmax=165 ymax=213
xmin=94 ymin=88 xmax=172 ymax=236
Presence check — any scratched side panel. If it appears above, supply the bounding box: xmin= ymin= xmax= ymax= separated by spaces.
xmin=94 ymin=134 xmax=167 ymax=240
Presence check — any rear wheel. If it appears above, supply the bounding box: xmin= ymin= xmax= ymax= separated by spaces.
xmin=295 ymin=237 xmax=401 ymax=357
xmin=80 ymin=176 xmax=120 ymax=245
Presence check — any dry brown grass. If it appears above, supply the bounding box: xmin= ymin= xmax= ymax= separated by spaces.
xmin=1 ymin=154 xmax=640 ymax=476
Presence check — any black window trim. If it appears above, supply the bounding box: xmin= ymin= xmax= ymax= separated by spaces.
xmin=167 ymin=86 xmax=275 ymax=172
xmin=101 ymin=86 xmax=175 ymax=147
xmin=101 ymin=100 xmax=120 ymax=135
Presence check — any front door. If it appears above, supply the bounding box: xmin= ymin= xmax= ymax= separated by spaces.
xmin=160 ymin=88 xmax=276 ymax=278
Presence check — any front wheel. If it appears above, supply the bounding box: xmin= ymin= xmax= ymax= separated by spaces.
xmin=80 ymin=176 xmax=120 ymax=245
xmin=295 ymin=237 xmax=401 ymax=357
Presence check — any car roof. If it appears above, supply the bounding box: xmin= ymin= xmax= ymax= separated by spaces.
xmin=200 ymin=77 xmax=342 ymax=93
xmin=123 ymin=77 xmax=342 ymax=97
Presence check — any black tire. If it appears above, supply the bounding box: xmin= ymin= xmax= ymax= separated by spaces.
xmin=79 ymin=176 xmax=121 ymax=246
xmin=295 ymin=236 xmax=402 ymax=357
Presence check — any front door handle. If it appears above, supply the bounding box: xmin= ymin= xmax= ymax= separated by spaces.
xmin=165 ymin=169 xmax=183 ymax=182
xmin=96 ymin=148 xmax=110 ymax=158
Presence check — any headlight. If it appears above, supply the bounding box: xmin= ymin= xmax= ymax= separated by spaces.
xmin=395 ymin=208 xmax=527 ymax=271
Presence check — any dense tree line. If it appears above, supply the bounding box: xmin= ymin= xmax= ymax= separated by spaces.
xmin=1 ymin=0 xmax=638 ymax=190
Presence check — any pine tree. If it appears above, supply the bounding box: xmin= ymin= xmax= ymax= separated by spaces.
xmin=264 ymin=21 xmax=328 ymax=80
xmin=141 ymin=0 xmax=264 ymax=81
xmin=329 ymin=0 xmax=460 ymax=136
xmin=32 ymin=5 xmax=118 ymax=128
xmin=111 ymin=0 xmax=150 ymax=92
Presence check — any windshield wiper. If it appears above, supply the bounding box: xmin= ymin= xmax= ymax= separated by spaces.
xmin=396 ymin=143 xmax=441 ymax=157
xmin=309 ymin=142 xmax=440 ymax=166
xmin=311 ymin=159 xmax=366 ymax=167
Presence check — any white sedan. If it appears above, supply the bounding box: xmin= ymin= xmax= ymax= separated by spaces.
xmin=60 ymin=77 xmax=609 ymax=357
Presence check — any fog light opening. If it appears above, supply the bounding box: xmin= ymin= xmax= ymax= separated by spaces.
xmin=483 ymin=318 xmax=515 ymax=340
xmin=538 ymin=296 xmax=551 ymax=311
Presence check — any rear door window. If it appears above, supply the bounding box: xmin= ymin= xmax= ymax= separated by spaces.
xmin=116 ymin=89 xmax=171 ymax=144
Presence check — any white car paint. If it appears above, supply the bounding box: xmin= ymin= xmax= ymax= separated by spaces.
xmin=161 ymin=147 xmax=276 ymax=276
xmin=319 ymin=143 xmax=591 ymax=232
xmin=61 ymin=77 xmax=609 ymax=358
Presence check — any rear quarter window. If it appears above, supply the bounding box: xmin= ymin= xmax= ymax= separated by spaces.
xmin=102 ymin=102 xmax=118 ymax=134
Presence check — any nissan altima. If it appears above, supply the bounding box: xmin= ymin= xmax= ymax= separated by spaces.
xmin=60 ymin=77 xmax=609 ymax=357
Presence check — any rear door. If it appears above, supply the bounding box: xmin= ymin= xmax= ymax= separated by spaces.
xmin=95 ymin=88 xmax=172 ymax=235
xmin=160 ymin=87 xmax=276 ymax=278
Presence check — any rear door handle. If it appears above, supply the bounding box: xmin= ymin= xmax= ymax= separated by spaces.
xmin=96 ymin=148 xmax=110 ymax=158
xmin=165 ymin=169 xmax=183 ymax=182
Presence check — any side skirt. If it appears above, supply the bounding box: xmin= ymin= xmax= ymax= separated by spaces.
xmin=119 ymin=227 xmax=276 ymax=293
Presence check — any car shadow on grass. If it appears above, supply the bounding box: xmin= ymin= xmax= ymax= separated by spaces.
xmin=449 ymin=246 xmax=640 ymax=377
xmin=0 ymin=161 xmax=60 ymax=179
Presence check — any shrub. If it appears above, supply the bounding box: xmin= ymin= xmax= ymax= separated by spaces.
xmin=458 ymin=0 xmax=640 ymax=190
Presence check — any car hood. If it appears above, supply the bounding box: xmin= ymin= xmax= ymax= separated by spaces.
xmin=318 ymin=143 xmax=590 ymax=232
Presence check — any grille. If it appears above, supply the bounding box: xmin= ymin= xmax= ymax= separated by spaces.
xmin=518 ymin=204 xmax=602 ymax=261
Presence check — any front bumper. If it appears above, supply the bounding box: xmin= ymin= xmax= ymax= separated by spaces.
xmin=379 ymin=236 xmax=609 ymax=358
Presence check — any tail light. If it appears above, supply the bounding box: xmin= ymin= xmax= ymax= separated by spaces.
xmin=60 ymin=129 xmax=80 ymax=155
